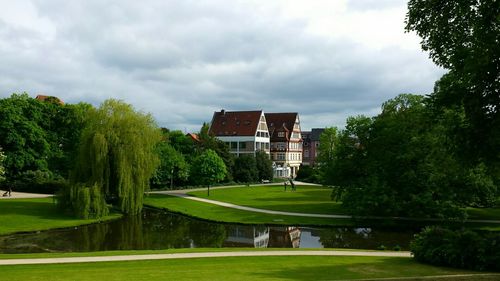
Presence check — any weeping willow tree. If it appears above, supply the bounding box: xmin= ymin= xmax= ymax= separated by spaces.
xmin=71 ymin=99 xmax=161 ymax=215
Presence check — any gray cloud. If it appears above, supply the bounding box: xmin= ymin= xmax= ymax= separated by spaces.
xmin=0 ymin=0 xmax=445 ymax=131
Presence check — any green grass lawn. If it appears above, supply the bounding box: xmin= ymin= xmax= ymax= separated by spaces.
xmin=1 ymin=255 xmax=496 ymax=281
xmin=144 ymin=194 xmax=353 ymax=226
xmin=188 ymin=184 xmax=345 ymax=215
xmin=467 ymin=206 xmax=500 ymax=221
xmin=0 ymin=198 xmax=121 ymax=235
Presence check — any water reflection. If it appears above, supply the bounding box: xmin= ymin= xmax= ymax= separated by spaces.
xmin=0 ymin=209 xmax=415 ymax=253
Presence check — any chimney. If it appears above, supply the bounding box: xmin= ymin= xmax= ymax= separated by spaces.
xmin=221 ymin=109 xmax=225 ymax=115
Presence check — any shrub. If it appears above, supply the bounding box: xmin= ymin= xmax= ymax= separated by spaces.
xmin=0 ymin=170 xmax=69 ymax=194
xmin=410 ymin=226 xmax=500 ymax=271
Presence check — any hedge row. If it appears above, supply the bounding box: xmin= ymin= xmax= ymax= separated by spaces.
xmin=411 ymin=226 xmax=500 ymax=271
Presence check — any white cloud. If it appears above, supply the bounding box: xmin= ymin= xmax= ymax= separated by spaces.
xmin=0 ymin=0 xmax=445 ymax=131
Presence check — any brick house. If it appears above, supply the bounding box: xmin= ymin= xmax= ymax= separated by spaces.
xmin=301 ymin=128 xmax=324 ymax=166
xmin=265 ymin=113 xmax=302 ymax=178
xmin=208 ymin=110 xmax=270 ymax=156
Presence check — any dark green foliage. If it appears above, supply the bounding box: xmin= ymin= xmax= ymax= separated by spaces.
xmin=190 ymin=149 xmax=227 ymax=187
xmin=406 ymin=0 xmax=500 ymax=182
xmin=58 ymin=183 xmax=109 ymax=219
xmin=152 ymin=140 xmax=189 ymax=189
xmin=255 ymin=151 xmax=273 ymax=181
xmin=0 ymin=94 xmax=88 ymax=191
xmin=198 ymin=122 xmax=235 ymax=182
xmin=3 ymin=170 xmax=68 ymax=194
xmin=0 ymin=93 xmax=51 ymax=177
xmin=164 ymin=129 xmax=198 ymax=157
xmin=233 ymin=154 xmax=258 ymax=183
xmin=327 ymin=94 xmax=497 ymax=218
xmin=411 ymin=226 xmax=500 ymax=271
xmin=295 ymin=165 xmax=320 ymax=184
xmin=317 ymin=127 xmax=341 ymax=186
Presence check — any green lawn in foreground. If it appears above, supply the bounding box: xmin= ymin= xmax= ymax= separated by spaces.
xmin=1 ymin=255 xmax=495 ymax=281
xmin=188 ymin=184 xmax=345 ymax=215
xmin=0 ymin=198 xmax=121 ymax=235
xmin=144 ymin=194 xmax=352 ymax=226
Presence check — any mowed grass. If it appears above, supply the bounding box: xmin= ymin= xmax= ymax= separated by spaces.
xmin=0 ymin=198 xmax=121 ymax=235
xmin=188 ymin=184 xmax=345 ymax=215
xmin=467 ymin=206 xmax=500 ymax=221
xmin=0 ymin=255 xmax=496 ymax=281
xmin=144 ymin=194 xmax=353 ymax=226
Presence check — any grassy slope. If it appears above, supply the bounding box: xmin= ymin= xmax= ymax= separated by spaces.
xmin=144 ymin=194 xmax=353 ymax=226
xmin=0 ymin=198 xmax=121 ymax=235
xmin=188 ymin=185 xmax=345 ymax=215
xmin=1 ymin=255 xmax=495 ymax=281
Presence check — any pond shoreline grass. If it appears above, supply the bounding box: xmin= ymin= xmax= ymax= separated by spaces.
xmin=0 ymin=198 xmax=122 ymax=236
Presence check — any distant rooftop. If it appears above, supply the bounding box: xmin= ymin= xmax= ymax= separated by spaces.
xmin=35 ymin=94 xmax=64 ymax=105
xmin=209 ymin=110 xmax=263 ymax=137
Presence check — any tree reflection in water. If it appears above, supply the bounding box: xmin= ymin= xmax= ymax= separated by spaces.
xmin=0 ymin=209 xmax=415 ymax=253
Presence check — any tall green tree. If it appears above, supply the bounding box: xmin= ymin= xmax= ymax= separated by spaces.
xmin=327 ymin=115 xmax=373 ymax=198
xmin=332 ymin=94 xmax=496 ymax=218
xmin=255 ymin=150 xmax=273 ymax=181
xmin=191 ymin=149 xmax=227 ymax=196
xmin=198 ymin=122 xmax=235 ymax=181
xmin=152 ymin=141 xmax=189 ymax=189
xmin=406 ymin=0 xmax=500 ymax=174
xmin=71 ymin=99 xmax=161 ymax=214
xmin=233 ymin=154 xmax=258 ymax=183
xmin=317 ymin=127 xmax=340 ymax=186
xmin=0 ymin=93 xmax=51 ymax=177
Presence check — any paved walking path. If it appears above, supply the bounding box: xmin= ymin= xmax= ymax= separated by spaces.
xmin=0 ymin=250 xmax=411 ymax=265
xmin=165 ymin=193 xmax=353 ymax=219
xmin=0 ymin=190 xmax=53 ymax=199
xmin=152 ymin=186 xmax=500 ymax=224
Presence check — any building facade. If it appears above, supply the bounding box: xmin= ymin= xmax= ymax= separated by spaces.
xmin=265 ymin=113 xmax=302 ymax=178
xmin=208 ymin=110 xmax=270 ymax=156
xmin=301 ymin=128 xmax=324 ymax=166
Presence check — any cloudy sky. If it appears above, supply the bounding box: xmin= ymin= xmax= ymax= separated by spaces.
xmin=0 ymin=0 xmax=445 ymax=131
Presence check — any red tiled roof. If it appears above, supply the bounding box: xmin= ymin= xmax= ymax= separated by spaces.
xmin=209 ymin=110 xmax=262 ymax=137
xmin=186 ymin=133 xmax=200 ymax=142
xmin=35 ymin=95 xmax=64 ymax=105
xmin=265 ymin=113 xmax=299 ymax=141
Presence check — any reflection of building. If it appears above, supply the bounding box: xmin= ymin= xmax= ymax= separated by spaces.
xmin=301 ymin=128 xmax=324 ymax=166
xmin=265 ymin=113 xmax=302 ymax=178
xmin=268 ymin=227 xmax=301 ymax=248
xmin=224 ymin=226 xmax=269 ymax=248
xmin=209 ymin=110 xmax=270 ymax=156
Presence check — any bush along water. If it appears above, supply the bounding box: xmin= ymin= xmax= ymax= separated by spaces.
xmin=410 ymin=226 xmax=500 ymax=271
xmin=57 ymin=183 xmax=109 ymax=219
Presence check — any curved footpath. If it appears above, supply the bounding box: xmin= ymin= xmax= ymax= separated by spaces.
xmin=151 ymin=186 xmax=500 ymax=224
xmin=0 ymin=250 xmax=411 ymax=265
xmin=0 ymin=190 xmax=53 ymax=199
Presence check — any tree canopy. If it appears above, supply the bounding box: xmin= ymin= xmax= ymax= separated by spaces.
xmin=191 ymin=149 xmax=227 ymax=188
xmin=326 ymin=94 xmax=497 ymax=219
xmin=406 ymin=0 xmax=500 ymax=172
xmin=71 ymin=99 xmax=161 ymax=214
xmin=233 ymin=154 xmax=258 ymax=183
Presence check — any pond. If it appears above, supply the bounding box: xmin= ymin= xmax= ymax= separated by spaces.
xmin=0 ymin=208 xmax=417 ymax=254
